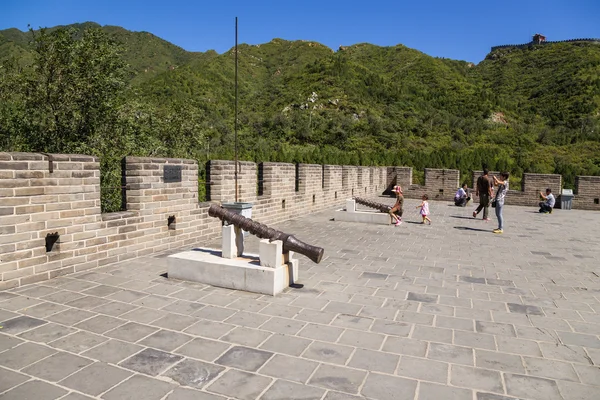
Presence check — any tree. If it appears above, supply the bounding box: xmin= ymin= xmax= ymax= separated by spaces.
xmin=0 ymin=57 xmax=28 ymax=150
xmin=0 ymin=26 xmax=128 ymax=153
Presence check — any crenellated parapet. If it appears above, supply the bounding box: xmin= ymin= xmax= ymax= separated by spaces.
xmin=1 ymin=152 xmax=600 ymax=289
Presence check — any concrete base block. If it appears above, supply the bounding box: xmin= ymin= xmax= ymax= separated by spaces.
xmin=259 ymin=239 xmax=283 ymax=268
xmin=221 ymin=225 xmax=241 ymax=258
xmin=346 ymin=199 xmax=356 ymax=212
xmin=167 ymin=248 xmax=299 ymax=296
xmin=222 ymin=225 xmax=243 ymax=259
xmin=334 ymin=208 xmax=391 ymax=225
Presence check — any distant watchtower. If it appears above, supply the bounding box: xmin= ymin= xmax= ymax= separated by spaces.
xmin=491 ymin=34 xmax=600 ymax=52
xmin=532 ymin=33 xmax=546 ymax=44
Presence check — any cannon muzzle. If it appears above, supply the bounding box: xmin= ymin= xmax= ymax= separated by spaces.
xmin=208 ymin=204 xmax=324 ymax=264
xmin=353 ymin=197 xmax=392 ymax=213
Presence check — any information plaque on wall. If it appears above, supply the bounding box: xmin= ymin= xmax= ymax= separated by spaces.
xmin=164 ymin=165 xmax=182 ymax=183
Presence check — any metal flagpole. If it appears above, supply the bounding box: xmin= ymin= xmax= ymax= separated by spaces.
xmin=234 ymin=17 xmax=239 ymax=203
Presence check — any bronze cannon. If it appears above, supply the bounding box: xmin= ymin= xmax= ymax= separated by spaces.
xmin=208 ymin=204 xmax=324 ymax=264
xmin=353 ymin=197 xmax=392 ymax=213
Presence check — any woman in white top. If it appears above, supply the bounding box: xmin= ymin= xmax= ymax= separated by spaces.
xmin=492 ymin=172 xmax=509 ymax=234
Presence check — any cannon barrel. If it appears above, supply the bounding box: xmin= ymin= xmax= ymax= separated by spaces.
xmin=353 ymin=197 xmax=392 ymax=213
xmin=208 ymin=204 xmax=324 ymax=264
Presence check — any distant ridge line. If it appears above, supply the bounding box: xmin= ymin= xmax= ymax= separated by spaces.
xmin=491 ymin=38 xmax=600 ymax=52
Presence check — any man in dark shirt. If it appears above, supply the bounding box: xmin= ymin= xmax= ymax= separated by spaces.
xmin=473 ymin=169 xmax=493 ymax=220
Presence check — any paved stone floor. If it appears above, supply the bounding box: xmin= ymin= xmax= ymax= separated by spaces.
xmin=2 ymin=197 xmax=600 ymax=400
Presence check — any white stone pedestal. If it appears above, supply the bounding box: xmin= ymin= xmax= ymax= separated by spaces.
xmin=346 ymin=199 xmax=357 ymax=212
xmin=222 ymin=225 xmax=243 ymax=258
xmin=259 ymin=239 xmax=283 ymax=268
xmin=167 ymin=238 xmax=299 ymax=296
xmin=334 ymin=199 xmax=391 ymax=225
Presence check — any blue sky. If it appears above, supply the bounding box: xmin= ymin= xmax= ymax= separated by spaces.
xmin=1 ymin=0 xmax=598 ymax=62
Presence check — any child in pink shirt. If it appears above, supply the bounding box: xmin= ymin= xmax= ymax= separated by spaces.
xmin=416 ymin=194 xmax=432 ymax=225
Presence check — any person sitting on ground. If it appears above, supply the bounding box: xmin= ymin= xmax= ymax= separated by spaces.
xmin=389 ymin=185 xmax=404 ymax=226
xmin=539 ymin=188 xmax=555 ymax=214
xmin=454 ymin=184 xmax=471 ymax=207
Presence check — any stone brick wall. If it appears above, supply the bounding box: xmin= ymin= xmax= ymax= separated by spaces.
xmin=0 ymin=153 xmax=102 ymax=288
xmin=123 ymin=157 xmax=218 ymax=254
xmin=202 ymin=161 xmax=388 ymax=227
xmin=385 ymin=167 xmax=412 ymax=195
xmin=388 ymin=167 xmax=459 ymax=201
xmin=259 ymin=162 xmax=296 ymax=198
xmin=298 ymin=164 xmax=322 ymax=195
xmin=2 ymin=151 xmax=600 ymax=289
xmin=297 ymin=163 xmax=324 ymax=212
xmin=373 ymin=167 xmax=386 ymax=192
xmin=0 ymin=153 xmax=221 ymax=290
xmin=383 ymin=167 xmax=460 ymax=200
xmin=357 ymin=167 xmax=370 ymax=196
xmin=573 ymin=176 xmax=600 ymax=210
xmin=323 ymin=165 xmax=343 ymax=195
xmin=342 ymin=166 xmax=359 ymax=196
xmin=254 ymin=162 xmax=296 ymax=222
xmin=250 ymin=163 xmax=387 ymax=225
xmin=521 ymin=173 xmax=562 ymax=206
xmin=420 ymin=169 xmax=460 ymax=201
xmin=208 ymin=160 xmax=257 ymax=203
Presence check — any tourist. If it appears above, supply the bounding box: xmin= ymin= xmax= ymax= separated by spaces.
xmin=473 ymin=169 xmax=493 ymax=221
xmin=389 ymin=185 xmax=404 ymax=226
xmin=416 ymin=194 xmax=432 ymax=225
xmin=538 ymin=188 xmax=555 ymax=214
xmin=454 ymin=183 xmax=471 ymax=207
xmin=492 ymin=172 xmax=509 ymax=234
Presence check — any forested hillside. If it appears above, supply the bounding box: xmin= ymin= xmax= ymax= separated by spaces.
xmin=1 ymin=23 xmax=599 ymax=211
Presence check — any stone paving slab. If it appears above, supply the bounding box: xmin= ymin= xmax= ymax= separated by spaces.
xmin=1 ymin=198 xmax=600 ymax=399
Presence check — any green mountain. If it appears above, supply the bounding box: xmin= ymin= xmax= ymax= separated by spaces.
xmin=1 ymin=22 xmax=600 ymax=200
xmin=0 ymin=28 xmax=33 ymax=64
xmin=136 ymin=37 xmax=600 ymax=174
xmin=474 ymin=42 xmax=600 ymax=135
xmin=0 ymin=22 xmax=207 ymax=81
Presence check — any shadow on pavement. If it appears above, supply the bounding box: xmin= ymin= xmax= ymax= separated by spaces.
xmin=454 ymin=226 xmax=491 ymax=232
xmin=449 ymin=215 xmax=478 ymax=220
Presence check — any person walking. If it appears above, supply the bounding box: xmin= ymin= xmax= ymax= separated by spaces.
xmin=492 ymin=172 xmax=509 ymax=234
xmin=473 ymin=169 xmax=493 ymax=221
xmin=416 ymin=194 xmax=432 ymax=225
